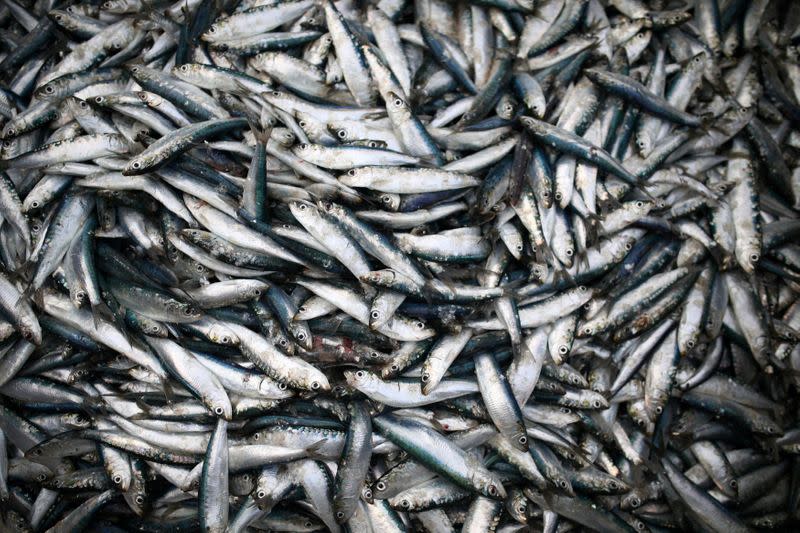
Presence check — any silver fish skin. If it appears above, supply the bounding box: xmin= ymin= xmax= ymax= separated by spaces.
xmin=0 ymin=1 xmax=796 ymax=530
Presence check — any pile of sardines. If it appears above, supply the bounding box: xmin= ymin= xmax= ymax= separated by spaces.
xmin=1 ymin=0 xmax=800 ymax=531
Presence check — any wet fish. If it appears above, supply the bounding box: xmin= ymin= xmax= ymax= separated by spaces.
xmin=0 ymin=0 xmax=796 ymax=532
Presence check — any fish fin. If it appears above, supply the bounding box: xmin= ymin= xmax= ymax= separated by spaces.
xmin=583 ymin=219 xmax=600 ymax=248
xmin=16 ymin=283 xmax=36 ymax=311
xmin=550 ymin=263 xmax=576 ymax=289
xmin=500 ymin=277 xmax=527 ymax=298
xmin=89 ymin=302 xmax=109 ymax=332
xmin=598 ymin=194 xmax=622 ymax=215
xmin=82 ymin=394 xmax=106 ymax=416
xmin=415 ymin=154 xmax=443 ymax=168
xmin=246 ymin=117 xmax=272 ymax=146
xmin=305 ymin=439 xmax=327 ymax=460
xmin=361 ymin=111 xmax=388 ymax=120
xmin=162 ymin=379 xmax=177 ymax=405
xmin=131 ymin=399 xmax=153 ymax=418
xmin=697 ymin=241 xmax=726 ymax=267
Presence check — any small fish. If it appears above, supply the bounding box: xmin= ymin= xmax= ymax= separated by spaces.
xmin=0 ymin=1 xmax=795 ymax=531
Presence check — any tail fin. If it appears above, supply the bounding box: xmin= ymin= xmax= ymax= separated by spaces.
xmin=304 ymin=439 xmax=327 ymax=460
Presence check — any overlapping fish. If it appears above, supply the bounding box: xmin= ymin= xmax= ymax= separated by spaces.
xmin=0 ymin=0 xmax=798 ymax=531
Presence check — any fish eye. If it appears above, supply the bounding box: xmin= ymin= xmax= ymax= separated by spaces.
xmin=390 ymin=364 xmax=398 ymax=371
xmin=337 ymin=130 xmax=347 ymax=138
xmin=356 ymin=370 xmax=365 ymax=378
xmin=655 ymin=406 xmax=663 ymax=414
xmin=298 ymin=203 xmax=307 ymax=211
xmin=135 ymin=495 xmax=144 ymax=504
xmin=299 ymin=143 xmax=308 ymax=149
xmin=208 ymin=26 xmax=216 ymax=33
xmin=130 ymin=66 xmax=139 ymax=72
xmin=279 ymin=339 xmax=288 ymax=347
xmin=214 ymin=406 xmax=224 ymax=415
xmin=594 ymin=400 xmax=602 ymax=408
xmin=336 ymin=511 xmax=344 ymax=519
xmin=370 ymin=311 xmax=380 ymax=319
xmin=421 ymin=373 xmax=429 ymax=382
xmin=113 ymin=474 xmax=122 ymax=484
xmin=635 ymin=201 xmax=644 ymax=208
xmin=376 ymin=481 xmax=386 ymax=491
xmin=180 ymin=64 xmax=189 ymax=72
xmin=559 ymin=345 xmax=569 ymax=355
xmin=400 ymin=499 xmax=410 ymax=508
xmin=271 ymin=91 xmax=281 ymax=97
xmin=415 ymin=321 xmax=425 ymax=329
xmin=298 ymin=120 xmax=306 ymax=127
xmin=630 ymin=497 xmax=641 ymax=507
xmin=730 ymin=479 xmax=738 ymax=488
xmin=566 ymin=248 xmax=574 ymax=257
xmin=297 ymin=332 xmax=306 ymax=340
xmin=519 ymin=435 xmax=527 ymax=445
xmin=131 ymin=161 xmax=141 ymax=169
xmin=31 ymin=201 xmax=39 ymax=208
xmin=347 ymin=169 xmax=356 ymax=176
xmin=257 ymin=490 xmax=266 ymax=499
xmin=488 ymin=485 xmax=498 ymax=496
xmin=393 ymin=98 xmax=403 ymax=107
xmin=253 ymin=289 xmax=261 ymax=296
xmin=278 ymin=382 xmax=288 ymax=390
xmin=750 ymin=253 xmax=759 ymax=263
xmin=44 ymin=85 xmax=55 ymax=94
xmin=311 ymin=381 xmax=321 ymax=390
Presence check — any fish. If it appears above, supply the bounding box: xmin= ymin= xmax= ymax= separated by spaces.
xmin=0 ymin=0 xmax=797 ymax=531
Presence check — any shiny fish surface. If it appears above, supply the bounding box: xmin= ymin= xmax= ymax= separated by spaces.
xmin=0 ymin=0 xmax=799 ymax=532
